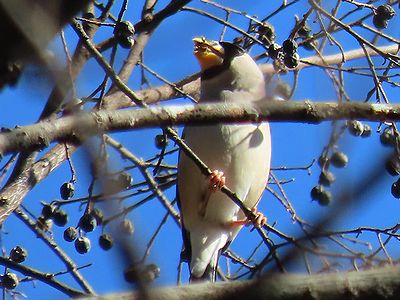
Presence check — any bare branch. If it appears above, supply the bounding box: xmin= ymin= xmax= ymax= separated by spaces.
xmin=1 ymin=100 xmax=400 ymax=156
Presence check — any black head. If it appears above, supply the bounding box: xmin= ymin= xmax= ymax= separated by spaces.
xmin=201 ymin=41 xmax=246 ymax=80
xmin=219 ymin=42 xmax=245 ymax=64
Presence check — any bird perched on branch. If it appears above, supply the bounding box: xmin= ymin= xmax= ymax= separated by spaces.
xmin=177 ymin=37 xmax=272 ymax=282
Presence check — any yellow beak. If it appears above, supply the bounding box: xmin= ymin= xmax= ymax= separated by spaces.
xmin=193 ymin=37 xmax=224 ymax=71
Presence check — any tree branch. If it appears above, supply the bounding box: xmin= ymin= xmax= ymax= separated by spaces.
xmin=81 ymin=265 xmax=400 ymax=300
xmin=0 ymin=100 xmax=399 ymax=156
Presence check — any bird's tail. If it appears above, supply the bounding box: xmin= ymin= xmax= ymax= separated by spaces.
xmin=190 ymin=261 xmax=218 ymax=282
xmin=189 ymin=228 xmax=229 ymax=282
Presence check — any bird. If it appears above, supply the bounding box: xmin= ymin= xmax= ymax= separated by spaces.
xmin=177 ymin=37 xmax=271 ymax=282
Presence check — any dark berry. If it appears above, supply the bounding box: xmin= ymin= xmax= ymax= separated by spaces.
xmin=318 ymin=170 xmax=336 ymax=187
xmin=267 ymin=43 xmax=281 ymax=59
xmin=282 ymin=39 xmax=298 ymax=54
xmin=283 ymin=53 xmax=300 ymax=69
xmin=318 ymin=191 xmax=332 ymax=206
xmin=53 ymin=208 xmax=69 ymax=227
xmin=118 ymin=36 xmax=135 ymax=49
xmin=257 ymin=22 xmax=275 ymax=46
xmin=114 ymin=21 xmax=135 ymax=39
xmin=75 ymin=237 xmax=91 ymax=254
xmin=155 ymin=134 xmax=168 ymax=150
xmin=114 ymin=21 xmax=135 ymax=48
xmin=347 ymin=120 xmax=364 ymax=136
xmin=10 ymin=246 xmax=27 ymax=263
xmin=64 ymin=227 xmax=78 ymax=242
xmin=361 ymin=124 xmax=372 ymax=137
xmin=60 ymin=182 xmax=75 ymax=200
xmin=311 ymin=185 xmax=332 ymax=206
xmin=117 ymin=172 xmax=133 ymax=190
xmin=391 ymin=179 xmax=400 ymax=198
xmin=99 ymin=234 xmax=113 ymax=251
xmin=79 ymin=214 xmax=97 ymax=232
xmin=311 ymin=185 xmax=323 ymax=201
xmin=380 ymin=127 xmax=396 ymax=147
xmin=1 ymin=273 xmax=19 ymax=290
xmin=91 ymin=208 xmax=104 ymax=225
xmin=119 ymin=219 xmax=134 ymax=235
xmin=330 ymin=151 xmax=348 ymax=168
xmin=385 ymin=155 xmax=400 ymax=176
xmin=376 ymin=5 xmax=396 ymax=20
xmin=373 ymin=15 xmax=388 ymax=29
xmin=41 ymin=203 xmax=56 ymax=219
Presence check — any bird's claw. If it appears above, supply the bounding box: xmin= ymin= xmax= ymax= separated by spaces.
xmin=225 ymin=208 xmax=267 ymax=230
xmin=209 ymin=170 xmax=225 ymax=191
xmin=247 ymin=207 xmax=267 ymax=231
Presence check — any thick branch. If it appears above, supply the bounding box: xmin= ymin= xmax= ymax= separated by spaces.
xmin=0 ymin=100 xmax=399 ymax=156
xmin=81 ymin=265 xmax=400 ymax=300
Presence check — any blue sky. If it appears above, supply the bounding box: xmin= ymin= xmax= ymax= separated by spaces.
xmin=0 ymin=0 xmax=400 ymax=298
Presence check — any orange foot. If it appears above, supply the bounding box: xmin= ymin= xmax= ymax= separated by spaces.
xmin=209 ymin=170 xmax=225 ymax=191
xmin=249 ymin=207 xmax=267 ymax=228
xmin=226 ymin=207 xmax=267 ymax=229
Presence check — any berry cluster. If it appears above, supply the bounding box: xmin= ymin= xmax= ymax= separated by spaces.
xmin=268 ymin=39 xmax=300 ymax=69
xmin=63 ymin=209 xmax=135 ymax=254
xmin=0 ymin=246 xmax=28 ymax=290
xmin=41 ymin=202 xmax=69 ymax=227
xmin=62 ymin=208 xmax=135 ymax=253
xmin=256 ymin=22 xmax=276 ymax=47
xmin=1 ymin=273 xmax=19 ymax=290
xmin=311 ymin=120 xmax=374 ymax=206
xmin=113 ymin=21 xmax=135 ymax=48
xmin=376 ymin=125 xmax=400 ymax=199
xmin=233 ymin=22 xmax=276 ymax=50
xmin=311 ymin=150 xmax=348 ymax=206
xmin=39 ymin=179 xmax=136 ymax=256
xmin=155 ymin=134 xmax=168 ymax=150
xmin=347 ymin=120 xmax=372 ymax=138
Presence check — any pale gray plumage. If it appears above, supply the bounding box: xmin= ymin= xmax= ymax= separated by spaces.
xmin=177 ymin=38 xmax=271 ymax=281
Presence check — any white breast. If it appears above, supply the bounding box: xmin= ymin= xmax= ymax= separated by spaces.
xmin=178 ymin=122 xmax=271 ymax=232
